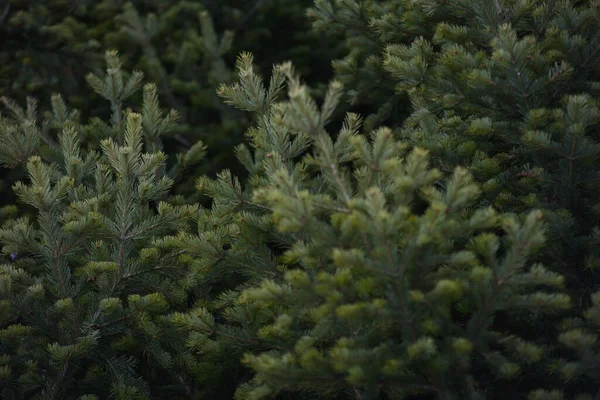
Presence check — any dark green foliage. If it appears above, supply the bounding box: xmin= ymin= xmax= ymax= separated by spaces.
xmin=2 ymin=0 xmax=600 ymax=399
xmin=307 ymin=0 xmax=417 ymax=132
xmin=0 ymin=53 xmax=209 ymax=399
xmin=312 ymin=0 xmax=600 ymax=397
xmin=203 ymin=53 xmax=570 ymax=400
xmin=0 ymin=0 xmax=336 ymax=200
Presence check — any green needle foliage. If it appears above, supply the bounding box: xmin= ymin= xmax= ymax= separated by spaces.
xmin=0 ymin=0 xmax=334 ymax=189
xmin=160 ymin=53 xmax=570 ymax=400
xmin=0 ymin=53 xmax=208 ymax=399
xmin=306 ymin=1 xmax=600 ymax=396
xmin=2 ymin=0 xmax=600 ymax=399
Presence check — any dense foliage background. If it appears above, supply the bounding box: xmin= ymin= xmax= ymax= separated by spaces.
xmin=1 ymin=0 xmax=600 ymax=399
xmin=0 ymin=0 xmax=339 ymax=200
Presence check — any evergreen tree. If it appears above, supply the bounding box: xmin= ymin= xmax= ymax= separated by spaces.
xmin=0 ymin=52 xmax=207 ymax=399
xmin=2 ymin=0 xmax=600 ymax=398
xmin=306 ymin=0 xmax=415 ymax=132
xmin=162 ymin=53 xmax=571 ymax=400
xmin=310 ymin=0 xmax=600 ymax=395
xmin=0 ymin=0 xmax=335 ymax=187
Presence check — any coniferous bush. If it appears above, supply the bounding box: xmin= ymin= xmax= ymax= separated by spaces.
xmin=0 ymin=52 xmax=209 ymax=400
xmin=308 ymin=0 xmax=600 ymax=396
xmin=193 ymin=52 xmax=570 ymax=400
xmin=2 ymin=0 xmax=600 ymax=399
xmin=0 ymin=0 xmax=336 ymax=203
